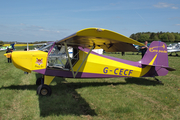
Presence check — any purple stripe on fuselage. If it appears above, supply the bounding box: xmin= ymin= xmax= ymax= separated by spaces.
xmin=78 ymin=47 xmax=141 ymax=67
xmin=34 ymin=69 xmax=46 ymax=74
xmin=48 ymin=42 xmax=55 ymax=55
xmin=33 ymin=68 xmax=128 ymax=78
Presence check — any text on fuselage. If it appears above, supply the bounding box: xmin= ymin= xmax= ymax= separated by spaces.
xmin=103 ymin=67 xmax=133 ymax=76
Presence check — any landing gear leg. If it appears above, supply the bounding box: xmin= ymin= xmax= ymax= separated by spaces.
xmin=154 ymin=77 xmax=163 ymax=84
xmin=36 ymin=75 xmax=55 ymax=96
xmin=36 ymin=76 xmax=44 ymax=86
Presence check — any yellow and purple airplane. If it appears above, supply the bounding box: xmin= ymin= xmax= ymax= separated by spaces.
xmin=5 ymin=28 xmax=175 ymax=96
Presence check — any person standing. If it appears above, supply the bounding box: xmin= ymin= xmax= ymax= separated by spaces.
xmin=140 ymin=41 xmax=148 ymax=58
xmin=6 ymin=48 xmax=12 ymax=63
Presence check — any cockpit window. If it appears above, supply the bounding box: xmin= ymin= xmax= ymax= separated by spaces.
xmin=47 ymin=44 xmax=79 ymax=70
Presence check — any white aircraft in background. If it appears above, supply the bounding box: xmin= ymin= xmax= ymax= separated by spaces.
xmin=167 ymin=43 xmax=180 ymax=56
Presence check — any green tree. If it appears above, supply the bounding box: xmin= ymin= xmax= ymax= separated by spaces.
xmin=130 ymin=34 xmax=136 ymax=40
xmin=149 ymin=33 xmax=159 ymax=41
xmin=167 ymin=33 xmax=175 ymax=42
xmin=130 ymin=32 xmax=180 ymax=42
xmin=0 ymin=41 xmax=4 ymax=46
xmin=138 ymin=34 xmax=149 ymax=42
xmin=150 ymin=33 xmax=156 ymax=39
xmin=158 ymin=33 xmax=168 ymax=42
xmin=154 ymin=35 xmax=159 ymax=40
xmin=174 ymin=34 xmax=180 ymax=42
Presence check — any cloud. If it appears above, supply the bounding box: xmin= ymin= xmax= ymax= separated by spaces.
xmin=172 ymin=7 xmax=178 ymax=9
xmin=39 ymin=29 xmax=50 ymax=32
xmin=175 ymin=24 xmax=180 ymax=26
xmin=110 ymin=2 xmax=121 ymax=6
xmin=153 ymin=2 xmax=178 ymax=9
xmin=39 ymin=29 xmax=62 ymax=33
xmin=20 ymin=23 xmax=26 ymax=26
xmin=19 ymin=24 xmax=61 ymax=33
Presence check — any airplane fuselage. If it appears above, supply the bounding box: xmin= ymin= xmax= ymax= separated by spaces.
xmin=32 ymin=47 xmax=154 ymax=78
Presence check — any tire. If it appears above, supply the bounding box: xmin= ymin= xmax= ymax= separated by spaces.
xmin=37 ymin=84 xmax=52 ymax=96
xmin=36 ymin=77 xmax=43 ymax=86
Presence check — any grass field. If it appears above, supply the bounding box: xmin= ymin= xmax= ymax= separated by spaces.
xmin=0 ymin=49 xmax=180 ymax=120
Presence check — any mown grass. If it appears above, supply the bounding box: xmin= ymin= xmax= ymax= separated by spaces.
xmin=0 ymin=49 xmax=180 ymax=120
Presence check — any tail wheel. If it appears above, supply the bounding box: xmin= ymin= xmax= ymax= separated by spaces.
xmin=37 ymin=85 xmax=52 ymax=96
xmin=36 ymin=77 xmax=44 ymax=86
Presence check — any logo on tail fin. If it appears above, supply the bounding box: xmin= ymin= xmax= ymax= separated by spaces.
xmin=149 ymin=44 xmax=167 ymax=53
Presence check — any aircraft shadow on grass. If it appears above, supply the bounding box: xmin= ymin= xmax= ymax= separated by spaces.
xmin=124 ymin=77 xmax=164 ymax=86
xmin=168 ymin=55 xmax=180 ymax=57
xmin=0 ymin=74 xmax=163 ymax=117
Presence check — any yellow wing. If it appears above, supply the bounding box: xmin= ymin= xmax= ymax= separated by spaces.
xmin=55 ymin=28 xmax=144 ymax=52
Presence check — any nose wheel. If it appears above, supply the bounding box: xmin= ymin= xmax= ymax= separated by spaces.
xmin=37 ymin=84 xmax=52 ymax=96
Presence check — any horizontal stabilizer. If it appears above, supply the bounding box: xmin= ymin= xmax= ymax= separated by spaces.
xmin=163 ymin=66 xmax=176 ymax=71
xmin=142 ymin=64 xmax=176 ymax=71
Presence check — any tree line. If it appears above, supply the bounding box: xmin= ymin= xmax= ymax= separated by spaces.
xmin=0 ymin=41 xmax=52 ymax=46
xmin=130 ymin=32 xmax=180 ymax=43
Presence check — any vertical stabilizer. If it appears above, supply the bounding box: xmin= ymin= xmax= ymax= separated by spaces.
xmin=140 ymin=41 xmax=169 ymax=76
xmin=10 ymin=43 xmax=15 ymax=50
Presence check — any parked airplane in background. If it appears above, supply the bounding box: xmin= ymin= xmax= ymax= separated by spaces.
xmin=4 ymin=28 xmax=175 ymax=96
xmin=167 ymin=43 xmax=180 ymax=56
xmin=0 ymin=43 xmax=15 ymax=51
xmin=34 ymin=43 xmax=48 ymax=50
xmin=132 ymin=43 xmax=150 ymax=55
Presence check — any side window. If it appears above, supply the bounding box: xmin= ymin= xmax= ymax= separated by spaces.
xmin=64 ymin=47 xmax=79 ymax=69
xmin=47 ymin=45 xmax=79 ymax=70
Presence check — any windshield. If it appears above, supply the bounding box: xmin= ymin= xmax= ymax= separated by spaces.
xmin=39 ymin=43 xmax=54 ymax=52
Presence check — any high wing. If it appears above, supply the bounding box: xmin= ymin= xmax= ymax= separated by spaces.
xmin=55 ymin=28 xmax=144 ymax=52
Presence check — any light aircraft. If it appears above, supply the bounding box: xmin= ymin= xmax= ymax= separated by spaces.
xmin=0 ymin=43 xmax=15 ymax=51
xmin=33 ymin=43 xmax=49 ymax=50
xmin=167 ymin=43 xmax=180 ymax=56
xmin=5 ymin=28 xmax=176 ymax=96
xmin=3 ymin=42 xmax=50 ymax=58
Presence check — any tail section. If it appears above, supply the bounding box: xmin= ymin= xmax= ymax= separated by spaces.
xmin=140 ymin=41 xmax=175 ymax=76
xmin=10 ymin=43 xmax=15 ymax=50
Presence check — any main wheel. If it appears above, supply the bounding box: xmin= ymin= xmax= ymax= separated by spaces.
xmin=36 ymin=77 xmax=43 ymax=86
xmin=37 ymin=85 xmax=52 ymax=96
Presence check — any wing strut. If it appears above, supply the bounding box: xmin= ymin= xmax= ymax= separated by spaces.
xmin=64 ymin=42 xmax=75 ymax=78
xmin=74 ymin=45 xmax=94 ymax=77
xmin=64 ymin=42 xmax=94 ymax=78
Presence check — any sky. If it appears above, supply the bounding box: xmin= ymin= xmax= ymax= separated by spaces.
xmin=0 ymin=0 xmax=180 ymax=42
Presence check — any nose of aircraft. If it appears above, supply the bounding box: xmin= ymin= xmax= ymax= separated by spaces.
xmin=11 ymin=50 xmax=48 ymax=73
